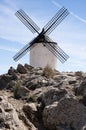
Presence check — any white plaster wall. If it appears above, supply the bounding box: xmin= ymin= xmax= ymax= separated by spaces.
xmin=30 ymin=43 xmax=57 ymax=69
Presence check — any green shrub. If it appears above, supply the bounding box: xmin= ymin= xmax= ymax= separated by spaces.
xmin=13 ymin=81 xmax=21 ymax=99
xmin=23 ymin=94 xmax=37 ymax=103
xmin=76 ymin=95 xmax=83 ymax=102
xmin=43 ymin=65 xmax=55 ymax=78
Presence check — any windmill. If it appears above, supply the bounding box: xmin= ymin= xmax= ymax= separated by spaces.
xmin=13 ymin=7 xmax=69 ymax=69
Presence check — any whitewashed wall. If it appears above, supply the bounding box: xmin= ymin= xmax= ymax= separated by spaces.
xmin=30 ymin=43 xmax=57 ymax=69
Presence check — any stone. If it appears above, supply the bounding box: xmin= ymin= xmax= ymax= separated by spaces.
xmin=68 ymin=79 xmax=77 ymax=85
xmin=19 ymin=111 xmax=37 ymax=130
xmin=23 ymin=103 xmax=37 ymax=122
xmin=37 ymin=86 xmax=67 ymax=106
xmin=8 ymin=66 xmax=17 ymax=75
xmin=0 ymin=97 xmax=25 ymax=130
xmin=75 ymin=71 xmax=83 ymax=77
xmin=43 ymin=97 xmax=86 ymax=130
xmin=24 ymin=64 xmax=33 ymax=70
xmin=0 ymin=75 xmax=13 ymax=89
xmin=75 ymin=79 xmax=86 ymax=96
xmin=17 ymin=64 xmax=27 ymax=74
xmin=1 ymin=64 xmax=86 ymax=130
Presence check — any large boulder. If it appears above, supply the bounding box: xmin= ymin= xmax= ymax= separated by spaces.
xmin=17 ymin=64 xmax=27 ymax=74
xmin=37 ymin=86 xmax=67 ymax=106
xmin=75 ymin=78 xmax=86 ymax=96
xmin=43 ymin=96 xmax=86 ymax=130
xmin=0 ymin=74 xmax=17 ymax=89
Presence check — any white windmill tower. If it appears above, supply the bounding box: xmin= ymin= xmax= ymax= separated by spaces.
xmin=13 ymin=7 xmax=69 ymax=69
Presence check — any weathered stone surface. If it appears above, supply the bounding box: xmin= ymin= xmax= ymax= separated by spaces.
xmin=24 ymin=75 xmax=57 ymax=90
xmin=0 ymin=96 xmax=26 ymax=130
xmin=23 ymin=103 xmax=37 ymax=122
xmin=24 ymin=64 xmax=33 ymax=70
xmin=0 ymin=64 xmax=86 ymax=130
xmin=8 ymin=66 xmax=17 ymax=75
xmin=0 ymin=74 xmax=16 ymax=89
xmin=17 ymin=64 xmax=27 ymax=74
xmin=19 ymin=111 xmax=37 ymax=130
xmin=43 ymin=97 xmax=86 ymax=130
xmin=75 ymin=71 xmax=83 ymax=77
xmin=37 ymin=86 xmax=67 ymax=106
xmin=75 ymin=78 xmax=86 ymax=96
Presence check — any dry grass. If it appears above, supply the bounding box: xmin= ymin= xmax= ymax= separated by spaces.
xmin=43 ymin=65 xmax=55 ymax=78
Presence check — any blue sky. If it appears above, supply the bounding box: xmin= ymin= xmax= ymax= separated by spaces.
xmin=0 ymin=0 xmax=86 ymax=74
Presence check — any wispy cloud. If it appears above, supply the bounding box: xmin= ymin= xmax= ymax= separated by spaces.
xmin=52 ymin=0 xmax=86 ymax=24
xmin=70 ymin=12 xmax=86 ymax=24
xmin=52 ymin=0 xmax=61 ymax=8
xmin=0 ymin=45 xmax=18 ymax=52
xmin=0 ymin=0 xmax=33 ymax=44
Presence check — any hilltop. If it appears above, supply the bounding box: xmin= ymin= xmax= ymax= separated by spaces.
xmin=0 ymin=64 xmax=86 ymax=130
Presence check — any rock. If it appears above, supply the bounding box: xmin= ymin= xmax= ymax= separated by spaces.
xmin=19 ymin=111 xmax=37 ymax=130
xmin=75 ymin=78 xmax=86 ymax=96
xmin=1 ymin=64 xmax=86 ymax=130
xmin=75 ymin=71 xmax=83 ymax=77
xmin=8 ymin=66 xmax=17 ymax=75
xmin=24 ymin=75 xmax=57 ymax=90
xmin=23 ymin=103 xmax=37 ymax=122
xmin=0 ymin=97 xmax=25 ymax=130
xmin=37 ymin=86 xmax=67 ymax=106
xmin=68 ymin=79 xmax=77 ymax=85
xmin=2 ymin=102 xmax=13 ymax=112
xmin=17 ymin=64 xmax=27 ymax=74
xmin=24 ymin=64 xmax=33 ymax=70
xmin=43 ymin=96 xmax=86 ymax=130
xmin=0 ymin=74 xmax=14 ymax=89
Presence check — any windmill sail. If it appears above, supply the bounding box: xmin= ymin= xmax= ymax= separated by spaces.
xmin=13 ymin=7 xmax=70 ymax=64
xmin=15 ymin=9 xmax=40 ymax=34
xmin=13 ymin=38 xmax=37 ymax=61
xmin=43 ymin=7 xmax=69 ymax=35
xmin=43 ymin=36 xmax=69 ymax=63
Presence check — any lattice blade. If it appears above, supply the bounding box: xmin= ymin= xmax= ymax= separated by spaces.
xmin=13 ymin=38 xmax=37 ymax=62
xmin=44 ymin=7 xmax=65 ymax=31
xmin=44 ymin=36 xmax=69 ymax=63
xmin=46 ymin=36 xmax=69 ymax=59
xmin=44 ymin=7 xmax=69 ymax=35
xmin=43 ymin=42 xmax=64 ymax=63
xmin=15 ymin=9 xmax=40 ymax=34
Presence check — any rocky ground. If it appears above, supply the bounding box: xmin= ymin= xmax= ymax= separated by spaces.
xmin=0 ymin=64 xmax=86 ymax=130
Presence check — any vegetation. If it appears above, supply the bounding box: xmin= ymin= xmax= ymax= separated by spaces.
xmin=42 ymin=65 xmax=55 ymax=78
xmin=23 ymin=94 xmax=37 ymax=103
xmin=13 ymin=81 xmax=21 ymax=99
xmin=76 ymin=95 xmax=83 ymax=101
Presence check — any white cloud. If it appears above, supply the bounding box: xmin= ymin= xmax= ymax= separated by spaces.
xmin=4 ymin=0 xmax=17 ymax=10
xmin=70 ymin=12 xmax=86 ymax=24
xmin=52 ymin=0 xmax=86 ymax=24
xmin=52 ymin=0 xmax=61 ymax=8
xmin=0 ymin=45 xmax=18 ymax=52
xmin=0 ymin=0 xmax=34 ymax=44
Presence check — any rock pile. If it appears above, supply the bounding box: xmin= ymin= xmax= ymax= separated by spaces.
xmin=0 ymin=64 xmax=86 ymax=130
